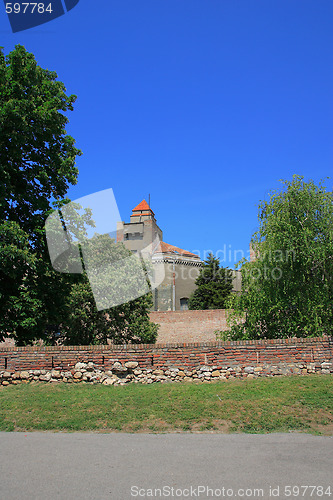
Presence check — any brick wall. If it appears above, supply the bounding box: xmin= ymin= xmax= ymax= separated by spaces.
xmin=150 ymin=309 xmax=229 ymax=343
xmin=1 ymin=337 xmax=332 ymax=373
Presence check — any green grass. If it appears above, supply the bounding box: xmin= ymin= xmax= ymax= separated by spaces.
xmin=0 ymin=375 xmax=332 ymax=434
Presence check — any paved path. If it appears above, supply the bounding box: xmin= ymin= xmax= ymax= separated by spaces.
xmin=0 ymin=433 xmax=332 ymax=500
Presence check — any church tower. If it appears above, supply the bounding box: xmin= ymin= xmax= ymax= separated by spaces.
xmin=117 ymin=199 xmax=163 ymax=255
xmin=130 ymin=200 xmax=156 ymax=223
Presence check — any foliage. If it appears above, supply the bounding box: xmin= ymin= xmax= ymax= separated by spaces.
xmin=188 ymin=253 xmax=233 ymax=310
xmin=0 ymin=44 xmax=81 ymax=247
xmin=228 ymin=176 xmax=333 ymax=339
xmin=0 ymin=44 xmax=81 ymax=344
xmin=0 ymin=221 xmax=42 ymax=340
xmin=61 ymin=277 xmax=158 ymax=345
xmin=0 ymin=45 xmax=157 ymax=345
xmin=58 ymin=234 xmax=159 ymax=345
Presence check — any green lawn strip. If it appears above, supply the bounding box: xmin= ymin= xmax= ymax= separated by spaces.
xmin=0 ymin=375 xmax=331 ymax=434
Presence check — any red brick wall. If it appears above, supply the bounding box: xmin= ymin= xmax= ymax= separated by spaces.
xmin=150 ymin=309 xmax=229 ymax=343
xmin=0 ymin=337 xmax=332 ymax=373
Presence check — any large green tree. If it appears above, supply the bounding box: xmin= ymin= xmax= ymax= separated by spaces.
xmin=61 ymin=275 xmax=158 ymax=345
xmin=0 ymin=44 xmax=80 ymax=245
xmin=228 ymin=176 xmax=333 ymax=339
xmin=55 ymin=232 xmax=158 ymax=345
xmin=0 ymin=44 xmax=81 ymax=344
xmin=0 ymin=45 xmax=157 ymax=345
xmin=188 ymin=253 xmax=233 ymax=310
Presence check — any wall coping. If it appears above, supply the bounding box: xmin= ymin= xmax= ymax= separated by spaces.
xmin=0 ymin=336 xmax=331 ymax=352
xmin=149 ymin=309 xmax=226 ymax=314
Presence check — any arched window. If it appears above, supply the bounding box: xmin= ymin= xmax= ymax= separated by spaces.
xmin=180 ymin=297 xmax=189 ymax=311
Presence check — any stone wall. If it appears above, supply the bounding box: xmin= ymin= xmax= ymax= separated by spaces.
xmin=1 ymin=337 xmax=332 ymax=386
xmin=150 ymin=309 xmax=229 ymax=343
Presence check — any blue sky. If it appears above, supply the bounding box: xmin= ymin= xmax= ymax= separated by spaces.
xmin=1 ymin=0 xmax=332 ymax=267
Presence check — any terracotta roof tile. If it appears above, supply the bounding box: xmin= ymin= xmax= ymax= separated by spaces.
xmin=154 ymin=241 xmax=199 ymax=258
xmin=132 ymin=200 xmax=154 ymax=214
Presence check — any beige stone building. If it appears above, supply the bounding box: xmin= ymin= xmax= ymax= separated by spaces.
xmin=117 ymin=200 xmax=241 ymax=311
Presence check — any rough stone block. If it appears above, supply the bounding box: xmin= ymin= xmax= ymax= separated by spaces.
xmin=125 ymin=361 xmax=139 ymax=369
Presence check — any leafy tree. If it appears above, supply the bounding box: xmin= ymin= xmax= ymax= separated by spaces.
xmin=188 ymin=253 xmax=233 ymax=310
xmin=57 ymin=232 xmax=158 ymax=345
xmin=0 ymin=45 xmax=81 ymax=247
xmin=0 ymin=45 xmax=158 ymax=345
xmin=0 ymin=221 xmax=42 ymax=341
xmin=0 ymin=44 xmax=81 ymax=344
xmin=61 ymin=277 xmax=158 ymax=345
xmin=228 ymin=176 xmax=333 ymax=339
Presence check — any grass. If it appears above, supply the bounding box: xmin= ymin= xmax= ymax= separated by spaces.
xmin=0 ymin=375 xmax=332 ymax=434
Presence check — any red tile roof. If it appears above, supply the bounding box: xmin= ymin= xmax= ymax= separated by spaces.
xmin=154 ymin=241 xmax=199 ymax=258
xmin=132 ymin=200 xmax=154 ymax=214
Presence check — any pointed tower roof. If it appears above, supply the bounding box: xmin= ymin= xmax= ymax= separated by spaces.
xmin=132 ymin=199 xmax=151 ymax=211
xmin=131 ymin=199 xmax=155 ymax=218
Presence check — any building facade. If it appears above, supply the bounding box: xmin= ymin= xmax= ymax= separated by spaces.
xmin=117 ymin=200 xmax=241 ymax=311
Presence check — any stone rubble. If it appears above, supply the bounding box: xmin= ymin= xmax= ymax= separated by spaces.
xmin=1 ymin=361 xmax=332 ymax=387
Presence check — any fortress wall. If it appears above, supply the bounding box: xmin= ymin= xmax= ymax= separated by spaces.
xmin=150 ymin=309 xmax=229 ymax=342
xmin=1 ymin=337 xmax=332 ymax=387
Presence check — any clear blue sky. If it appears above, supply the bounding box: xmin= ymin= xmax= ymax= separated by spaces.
xmin=1 ymin=0 xmax=332 ymax=267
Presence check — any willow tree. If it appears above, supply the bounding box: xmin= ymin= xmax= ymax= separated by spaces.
xmin=228 ymin=176 xmax=333 ymax=339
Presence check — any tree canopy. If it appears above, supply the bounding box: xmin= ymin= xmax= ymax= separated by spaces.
xmin=188 ymin=253 xmax=233 ymax=310
xmin=0 ymin=45 xmax=158 ymax=345
xmin=228 ymin=176 xmax=333 ymax=339
xmin=0 ymin=44 xmax=81 ymax=246
xmin=0 ymin=44 xmax=81 ymax=344
xmin=54 ymin=232 xmax=158 ymax=345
